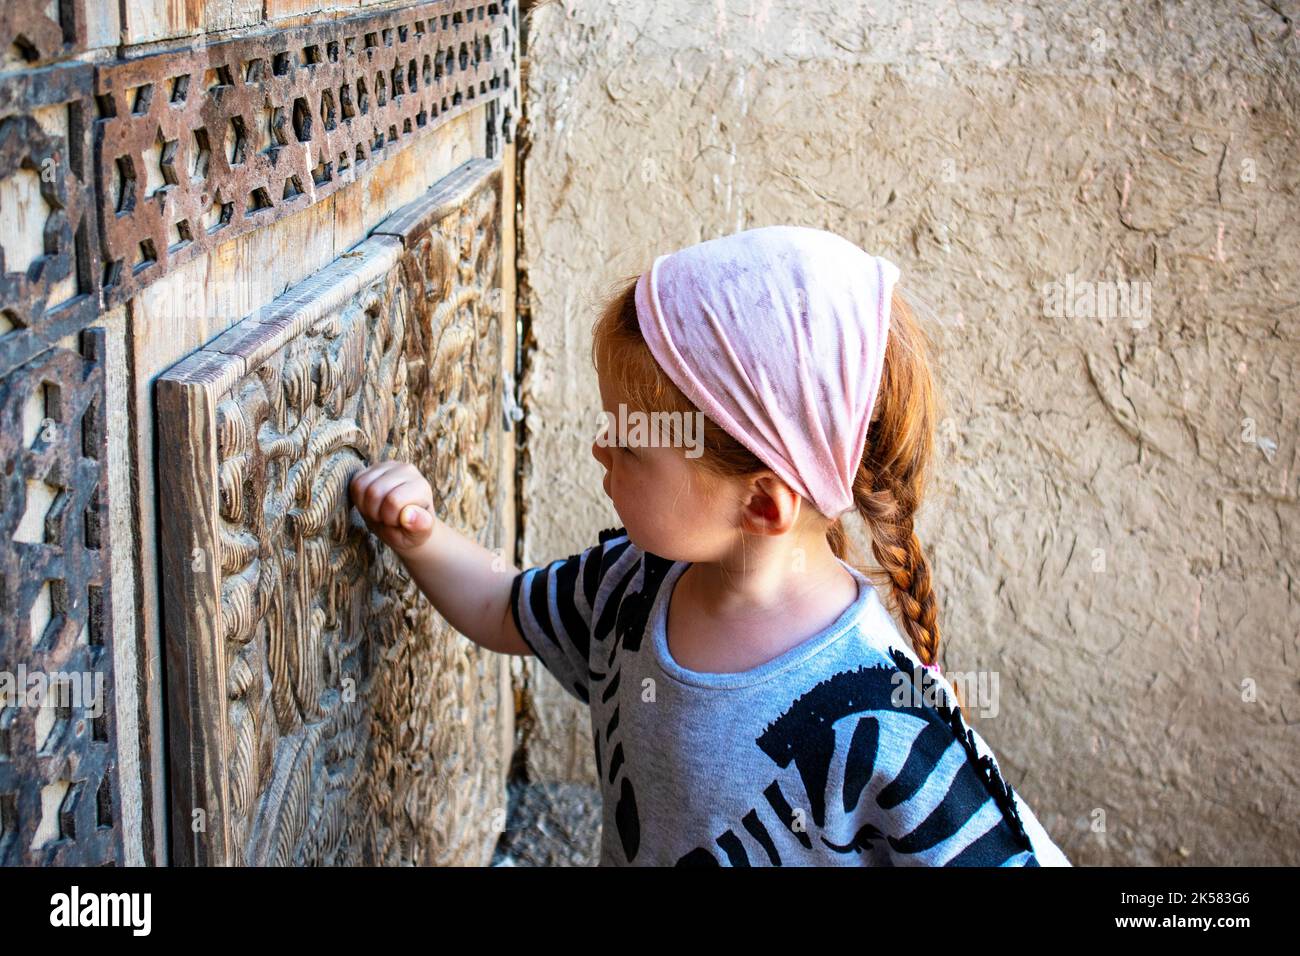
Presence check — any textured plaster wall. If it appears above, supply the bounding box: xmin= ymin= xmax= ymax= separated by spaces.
xmin=514 ymin=0 xmax=1299 ymax=865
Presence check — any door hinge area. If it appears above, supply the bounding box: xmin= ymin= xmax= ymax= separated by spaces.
xmin=502 ymin=370 xmax=524 ymax=431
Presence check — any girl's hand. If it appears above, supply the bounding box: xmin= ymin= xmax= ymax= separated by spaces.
xmin=349 ymin=460 xmax=436 ymax=553
xmin=347 ymin=460 xmax=525 ymax=656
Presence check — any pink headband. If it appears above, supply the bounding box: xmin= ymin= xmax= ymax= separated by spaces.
xmin=634 ymin=225 xmax=900 ymax=519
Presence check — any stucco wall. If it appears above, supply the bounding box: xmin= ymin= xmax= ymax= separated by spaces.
xmin=514 ymin=0 xmax=1299 ymax=865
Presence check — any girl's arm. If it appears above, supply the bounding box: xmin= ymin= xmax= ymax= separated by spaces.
xmin=349 ymin=460 xmax=531 ymax=656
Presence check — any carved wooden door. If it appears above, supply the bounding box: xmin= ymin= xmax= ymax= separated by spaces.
xmin=2 ymin=0 xmax=519 ymax=866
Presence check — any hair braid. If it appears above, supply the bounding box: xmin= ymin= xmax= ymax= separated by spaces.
xmin=829 ymin=288 xmax=957 ymax=706
xmin=855 ymin=468 xmax=940 ymax=665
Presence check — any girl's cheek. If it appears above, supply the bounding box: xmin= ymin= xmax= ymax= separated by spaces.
xmin=607 ymin=457 xmax=627 ymax=497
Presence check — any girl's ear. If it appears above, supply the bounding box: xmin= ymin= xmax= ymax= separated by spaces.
xmin=739 ymin=474 xmax=799 ymax=535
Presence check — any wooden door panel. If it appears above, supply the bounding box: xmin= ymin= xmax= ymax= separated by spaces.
xmin=157 ymin=158 xmax=508 ymax=865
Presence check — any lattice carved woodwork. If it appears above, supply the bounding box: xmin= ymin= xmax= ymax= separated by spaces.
xmin=0 ymin=64 xmax=99 ymax=379
xmin=0 ymin=1 xmax=89 ymax=68
xmin=95 ymin=0 xmax=515 ymax=305
xmin=158 ymin=158 xmax=505 ymax=865
xmin=0 ymin=328 xmax=120 ymax=866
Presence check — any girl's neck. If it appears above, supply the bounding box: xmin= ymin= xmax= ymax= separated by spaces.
xmin=682 ymin=530 xmax=855 ymax=623
xmin=665 ymin=530 xmax=860 ymax=675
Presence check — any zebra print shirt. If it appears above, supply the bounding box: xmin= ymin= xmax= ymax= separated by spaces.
xmin=510 ymin=526 xmax=1072 ymax=867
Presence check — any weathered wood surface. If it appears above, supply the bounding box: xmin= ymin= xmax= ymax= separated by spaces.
xmin=96 ymin=0 xmax=515 ymax=304
xmin=0 ymin=328 xmax=119 ymax=865
xmin=125 ymin=99 xmax=487 ymax=868
xmin=158 ymin=157 xmax=506 ymax=865
xmin=0 ymin=63 xmax=99 ymax=379
xmin=1 ymin=1 xmax=517 ymax=868
xmin=0 ymin=1 xmax=89 ymax=69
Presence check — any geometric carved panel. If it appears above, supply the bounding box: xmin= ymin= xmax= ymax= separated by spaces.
xmin=157 ymin=157 xmax=505 ymax=865
xmin=0 ymin=328 xmax=120 ymax=865
xmin=0 ymin=1 xmax=88 ymax=68
xmin=96 ymin=0 xmax=516 ymax=305
xmin=0 ymin=64 xmax=99 ymax=379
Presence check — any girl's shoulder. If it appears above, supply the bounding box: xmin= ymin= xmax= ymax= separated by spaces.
xmin=839 ymin=564 xmax=923 ymax=663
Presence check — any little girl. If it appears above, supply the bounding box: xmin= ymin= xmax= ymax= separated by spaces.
xmin=349 ymin=225 xmax=1071 ymax=867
